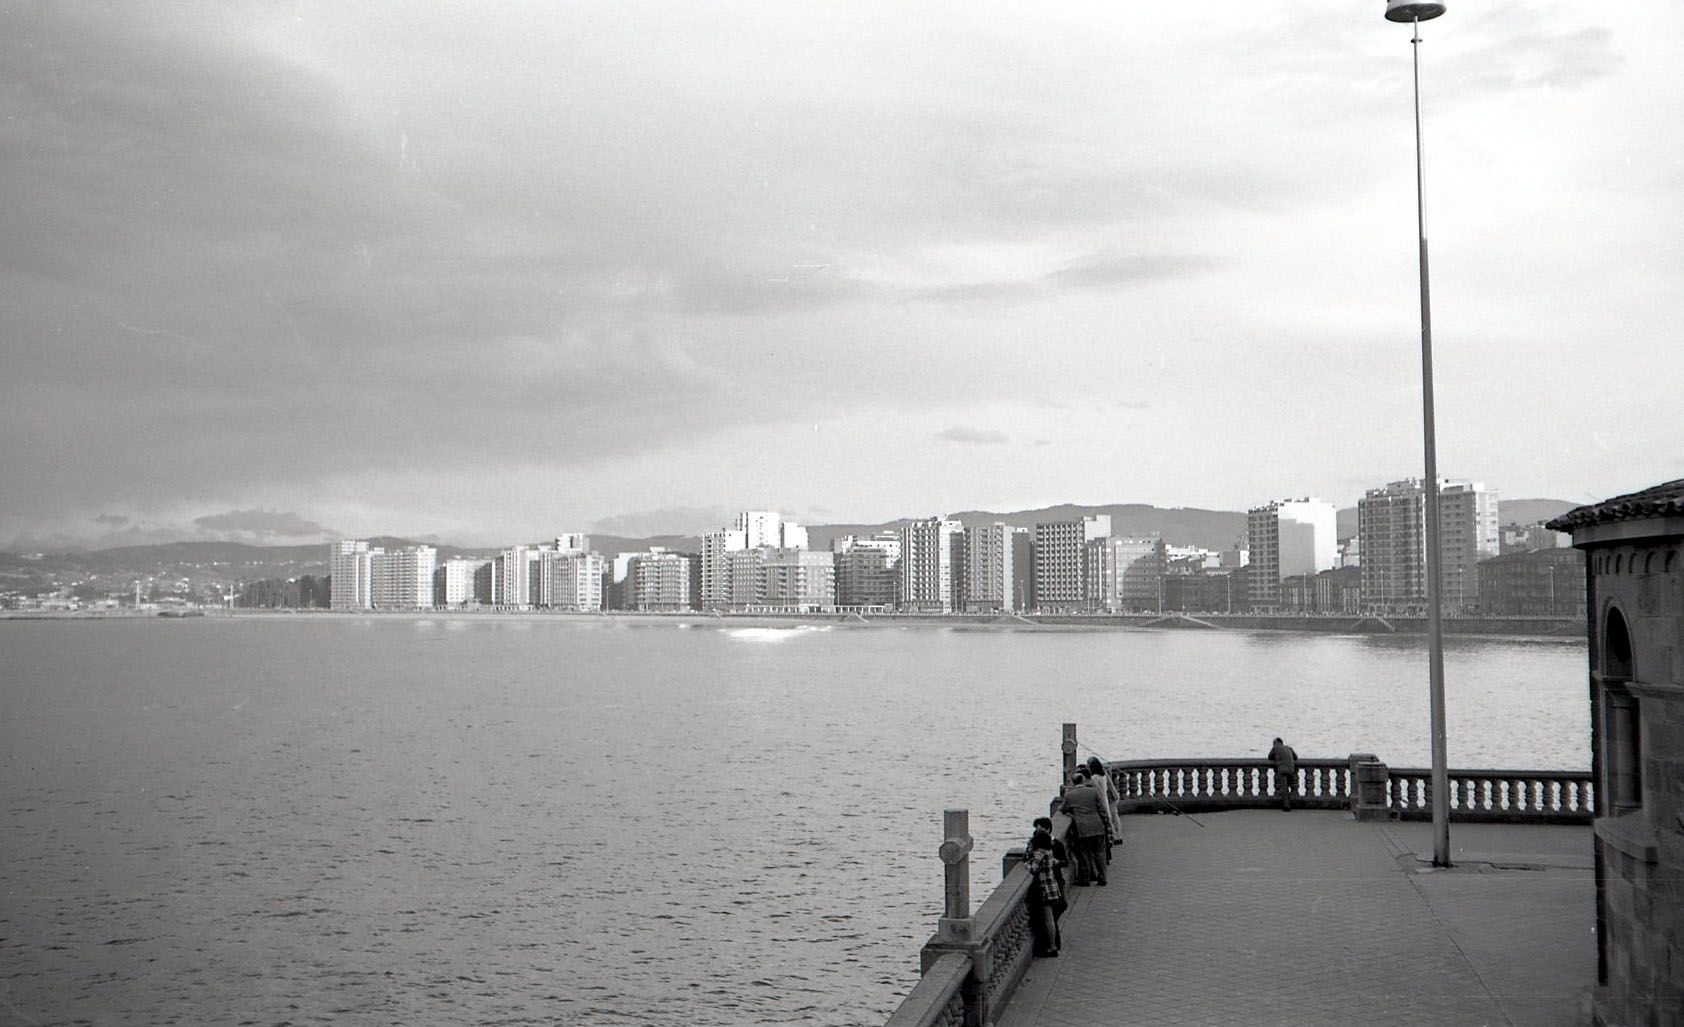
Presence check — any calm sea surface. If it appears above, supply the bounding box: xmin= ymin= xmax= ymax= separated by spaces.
xmin=1 ymin=616 xmax=1588 ymax=1026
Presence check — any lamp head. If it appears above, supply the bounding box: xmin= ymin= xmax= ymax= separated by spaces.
xmin=1385 ymin=1 xmax=1446 ymax=22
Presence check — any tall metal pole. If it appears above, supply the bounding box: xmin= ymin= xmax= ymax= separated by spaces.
xmin=1411 ymin=16 xmax=1452 ymax=868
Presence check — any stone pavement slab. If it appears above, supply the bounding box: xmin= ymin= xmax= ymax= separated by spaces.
xmin=998 ymin=811 xmax=1594 ymax=1027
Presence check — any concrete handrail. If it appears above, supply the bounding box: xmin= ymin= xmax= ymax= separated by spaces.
xmin=883 ymin=951 xmax=968 ymax=1027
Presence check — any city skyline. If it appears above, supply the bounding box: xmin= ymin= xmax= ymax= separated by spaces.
xmin=4 ymin=4 xmax=1680 ymax=550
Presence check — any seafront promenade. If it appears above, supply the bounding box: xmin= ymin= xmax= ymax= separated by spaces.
xmin=885 ymin=738 xmax=1598 ymax=1027
xmin=999 ymin=812 xmax=1593 ymax=1027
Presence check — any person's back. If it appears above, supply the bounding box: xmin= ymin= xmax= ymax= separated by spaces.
xmin=1267 ymin=737 xmax=1298 ymax=811
xmin=1062 ymin=778 xmax=1106 ymax=834
xmin=1268 ymin=738 xmax=1297 ymax=773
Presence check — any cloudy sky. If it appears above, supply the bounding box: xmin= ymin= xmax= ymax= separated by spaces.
xmin=3 ymin=2 xmax=1680 ymax=548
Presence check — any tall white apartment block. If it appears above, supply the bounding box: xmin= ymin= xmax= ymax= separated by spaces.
xmin=736 ymin=510 xmax=806 ymax=549
xmin=627 ymin=549 xmax=695 ymax=611
xmin=1247 ymin=498 xmax=1338 ymax=608
xmin=533 ymin=550 xmax=605 ymax=610
xmin=898 ymin=517 xmax=962 ymax=612
xmin=494 ymin=545 xmax=541 ymax=607
xmin=1358 ymin=478 xmax=1497 ymax=613
xmin=700 ymin=528 xmax=748 ymax=609
xmin=1439 ymin=481 xmax=1499 ymax=611
xmin=1034 ymin=515 xmax=1110 ymax=611
xmin=701 ymin=511 xmax=807 ymax=609
xmin=435 ymin=558 xmax=490 ymax=608
xmin=329 ymin=540 xmax=372 ymax=610
xmin=962 ymin=522 xmax=1016 ymax=612
xmin=370 ymin=545 xmax=437 ymax=609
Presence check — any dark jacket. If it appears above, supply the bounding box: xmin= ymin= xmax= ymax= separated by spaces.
xmin=1061 ymin=782 xmax=1109 ymax=839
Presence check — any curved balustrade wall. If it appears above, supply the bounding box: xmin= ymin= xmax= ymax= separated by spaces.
xmin=1107 ymin=757 xmax=1593 ymax=824
xmin=885 ymin=753 xmax=1593 ymax=1025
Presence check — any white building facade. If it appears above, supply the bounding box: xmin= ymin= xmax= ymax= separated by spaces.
xmin=1247 ymin=498 xmax=1338 ymax=609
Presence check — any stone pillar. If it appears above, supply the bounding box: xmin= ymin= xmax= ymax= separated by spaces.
xmin=1351 ymin=755 xmax=1392 ymax=822
xmin=934 ymin=808 xmax=975 ymax=945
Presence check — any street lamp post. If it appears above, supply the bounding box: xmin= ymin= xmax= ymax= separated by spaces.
xmin=1385 ymin=0 xmax=1451 ymax=868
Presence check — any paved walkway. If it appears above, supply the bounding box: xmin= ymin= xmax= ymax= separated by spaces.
xmin=999 ymin=811 xmax=1594 ymax=1027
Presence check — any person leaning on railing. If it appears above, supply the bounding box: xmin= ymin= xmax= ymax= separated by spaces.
xmin=1267 ymin=737 xmax=1299 ymax=812
xmin=1085 ymin=756 xmax=1122 ymax=856
xmin=1061 ymin=771 xmax=1110 ymax=886
xmin=1024 ymin=829 xmax=1066 ymax=958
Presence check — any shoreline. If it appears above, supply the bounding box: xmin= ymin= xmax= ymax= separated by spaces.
xmin=0 ymin=607 xmax=1587 ymax=639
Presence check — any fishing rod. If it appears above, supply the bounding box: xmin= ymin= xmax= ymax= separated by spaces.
xmin=1078 ymin=740 xmax=1206 ymax=828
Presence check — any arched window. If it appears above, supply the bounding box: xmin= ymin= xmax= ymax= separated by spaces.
xmin=1602 ymin=605 xmax=1640 ymax=814
xmin=1644 ymin=553 xmax=1654 ymax=574
xmin=1614 ymin=554 xmax=1624 ymax=574
xmin=1667 ymin=551 xmax=1678 ymax=573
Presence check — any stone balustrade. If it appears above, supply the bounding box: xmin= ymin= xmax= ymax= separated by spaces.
xmin=1111 ymin=757 xmax=1356 ymax=813
xmin=884 ymin=738 xmax=1593 ymax=1025
xmin=1384 ymin=766 xmax=1594 ymax=824
xmin=1104 ymin=757 xmax=1593 ymax=824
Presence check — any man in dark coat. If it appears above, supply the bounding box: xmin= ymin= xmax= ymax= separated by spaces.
xmin=1268 ymin=736 xmax=1299 ymax=812
xmin=1060 ymin=771 xmax=1109 ymax=885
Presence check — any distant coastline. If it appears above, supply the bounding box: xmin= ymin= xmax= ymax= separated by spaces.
xmin=1 ymin=607 xmax=1587 ymax=639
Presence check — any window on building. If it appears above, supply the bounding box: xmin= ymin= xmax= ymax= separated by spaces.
xmin=1602 ymin=605 xmax=1641 ymax=815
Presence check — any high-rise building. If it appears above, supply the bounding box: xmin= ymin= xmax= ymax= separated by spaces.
xmin=762 ymin=549 xmax=836 ymax=611
xmin=329 ymin=539 xmax=372 ymax=611
xmin=898 ymin=517 xmax=962 ymax=612
xmin=834 ymin=545 xmax=897 ymax=608
xmin=1247 ymin=498 xmax=1338 ymax=609
xmin=727 ymin=548 xmax=769 ymax=607
xmin=626 ymin=549 xmax=696 ymax=611
xmin=961 ymin=523 xmax=1016 ymax=612
xmin=370 ymin=545 xmax=437 ymax=609
xmin=700 ymin=528 xmax=748 ymax=609
xmin=1439 ymin=481 xmax=1500 ymax=611
xmin=1033 ymin=515 xmax=1110 ymax=611
xmin=1011 ymin=530 xmax=1035 ymax=611
xmin=1358 ymin=478 xmax=1498 ymax=613
xmin=1085 ymin=536 xmax=1166 ymax=611
xmin=700 ymin=511 xmax=807 ymax=609
xmin=434 ymin=558 xmax=490 ymax=608
xmin=532 ymin=549 xmax=605 ymax=610
xmin=494 ymin=545 xmax=541 ymax=607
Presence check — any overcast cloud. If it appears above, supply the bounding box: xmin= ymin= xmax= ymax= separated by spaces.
xmin=2 ymin=2 xmax=1680 ymax=548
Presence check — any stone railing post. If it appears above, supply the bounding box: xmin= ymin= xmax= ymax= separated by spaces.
xmin=1351 ymin=754 xmax=1391 ymax=822
xmin=1061 ymin=723 xmax=1078 ymax=790
xmin=935 ymin=808 xmax=975 ymax=945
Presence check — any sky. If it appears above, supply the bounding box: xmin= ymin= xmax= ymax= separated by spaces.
xmin=3 ymin=2 xmax=1681 ymax=550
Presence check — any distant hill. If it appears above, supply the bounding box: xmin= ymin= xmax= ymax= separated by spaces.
xmin=1499 ymin=498 xmax=1578 ymax=527
xmin=1334 ymin=497 xmax=1577 ymax=539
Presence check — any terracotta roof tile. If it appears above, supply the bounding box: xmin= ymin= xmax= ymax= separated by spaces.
xmin=1545 ymin=479 xmax=1684 ymax=532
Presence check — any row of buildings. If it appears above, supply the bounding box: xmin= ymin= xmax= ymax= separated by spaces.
xmin=1242 ymin=478 xmax=1580 ymax=617
xmin=323 ymin=480 xmax=1581 ymax=616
